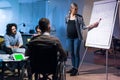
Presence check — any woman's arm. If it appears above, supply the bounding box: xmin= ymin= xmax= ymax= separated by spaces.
xmin=87 ymin=18 xmax=102 ymax=30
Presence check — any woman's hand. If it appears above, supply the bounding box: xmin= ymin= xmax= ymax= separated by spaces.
xmin=88 ymin=18 xmax=102 ymax=30
xmin=92 ymin=18 xmax=102 ymax=28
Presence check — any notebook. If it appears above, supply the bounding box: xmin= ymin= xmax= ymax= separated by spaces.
xmin=12 ymin=53 xmax=25 ymax=61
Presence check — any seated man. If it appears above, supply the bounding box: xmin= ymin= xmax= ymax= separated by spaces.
xmin=26 ymin=18 xmax=67 ymax=60
xmin=25 ymin=18 xmax=67 ymax=79
xmin=1 ymin=23 xmax=26 ymax=73
xmin=4 ymin=23 xmax=25 ymax=54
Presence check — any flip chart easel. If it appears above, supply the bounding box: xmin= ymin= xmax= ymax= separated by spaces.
xmin=79 ymin=0 xmax=119 ymax=80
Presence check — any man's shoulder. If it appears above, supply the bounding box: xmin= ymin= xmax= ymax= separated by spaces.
xmin=16 ymin=32 xmax=22 ymax=36
xmin=4 ymin=34 xmax=10 ymax=38
xmin=28 ymin=35 xmax=59 ymax=46
xmin=48 ymin=36 xmax=60 ymax=42
xmin=49 ymin=35 xmax=58 ymax=39
xmin=4 ymin=34 xmax=8 ymax=37
xmin=16 ymin=32 xmax=20 ymax=34
xmin=30 ymin=35 xmax=58 ymax=41
xmin=31 ymin=35 xmax=40 ymax=40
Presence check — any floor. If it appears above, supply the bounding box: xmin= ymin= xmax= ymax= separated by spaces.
xmin=1 ymin=58 xmax=120 ymax=80
xmin=66 ymin=59 xmax=120 ymax=80
xmin=0 ymin=48 xmax=120 ymax=80
xmin=66 ymin=46 xmax=120 ymax=80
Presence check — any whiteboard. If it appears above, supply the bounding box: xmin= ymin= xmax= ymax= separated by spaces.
xmin=85 ymin=0 xmax=117 ymax=49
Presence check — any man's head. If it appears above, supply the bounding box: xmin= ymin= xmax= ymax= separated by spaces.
xmin=6 ymin=23 xmax=17 ymax=35
xmin=38 ymin=18 xmax=50 ymax=33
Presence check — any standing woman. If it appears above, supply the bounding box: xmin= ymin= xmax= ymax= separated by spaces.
xmin=65 ymin=2 xmax=101 ymax=76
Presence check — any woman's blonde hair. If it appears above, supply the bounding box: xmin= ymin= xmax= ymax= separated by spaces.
xmin=71 ymin=2 xmax=78 ymax=14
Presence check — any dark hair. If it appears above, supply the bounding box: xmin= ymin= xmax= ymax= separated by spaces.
xmin=6 ymin=23 xmax=17 ymax=35
xmin=35 ymin=25 xmax=39 ymax=32
xmin=38 ymin=18 xmax=50 ymax=33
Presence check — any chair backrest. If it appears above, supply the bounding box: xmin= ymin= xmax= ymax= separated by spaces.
xmin=0 ymin=36 xmax=4 ymax=50
xmin=27 ymin=42 xmax=58 ymax=74
xmin=113 ymin=38 xmax=120 ymax=51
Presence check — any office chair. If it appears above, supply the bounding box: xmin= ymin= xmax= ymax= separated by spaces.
xmin=113 ymin=38 xmax=120 ymax=53
xmin=27 ymin=42 xmax=66 ymax=80
xmin=0 ymin=35 xmax=6 ymax=54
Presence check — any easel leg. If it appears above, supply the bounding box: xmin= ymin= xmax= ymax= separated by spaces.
xmin=78 ymin=48 xmax=88 ymax=72
xmin=106 ymin=50 xmax=109 ymax=80
xmin=78 ymin=47 xmax=109 ymax=80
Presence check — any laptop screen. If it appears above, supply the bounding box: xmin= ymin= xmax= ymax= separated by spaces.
xmin=12 ymin=53 xmax=25 ymax=61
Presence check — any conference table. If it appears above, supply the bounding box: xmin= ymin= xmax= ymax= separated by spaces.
xmin=0 ymin=54 xmax=29 ymax=80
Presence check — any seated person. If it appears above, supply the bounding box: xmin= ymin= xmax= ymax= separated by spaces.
xmin=1 ymin=23 xmax=26 ymax=72
xmin=3 ymin=23 xmax=25 ymax=54
xmin=32 ymin=25 xmax=41 ymax=37
xmin=25 ymin=18 xmax=67 ymax=60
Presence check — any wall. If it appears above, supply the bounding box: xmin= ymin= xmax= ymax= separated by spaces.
xmin=0 ymin=0 xmax=88 ymax=50
xmin=19 ymin=1 xmax=46 ymax=33
xmin=82 ymin=0 xmax=94 ymax=41
xmin=0 ymin=0 xmax=46 ymax=35
xmin=0 ymin=0 xmax=19 ymax=36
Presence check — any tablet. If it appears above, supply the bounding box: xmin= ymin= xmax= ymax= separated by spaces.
xmin=12 ymin=53 xmax=25 ymax=61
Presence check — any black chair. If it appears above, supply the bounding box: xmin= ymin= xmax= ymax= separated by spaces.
xmin=113 ymin=38 xmax=120 ymax=53
xmin=0 ymin=35 xmax=6 ymax=54
xmin=27 ymin=42 xmax=66 ymax=80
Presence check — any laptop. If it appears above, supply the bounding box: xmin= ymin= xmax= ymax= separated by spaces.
xmin=12 ymin=53 xmax=25 ymax=61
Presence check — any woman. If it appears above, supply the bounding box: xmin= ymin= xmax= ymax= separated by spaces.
xmin=33 ymin=25 xmax=41 ymax=37
xmin=65 ymin=2 xmax=101 ymax=76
